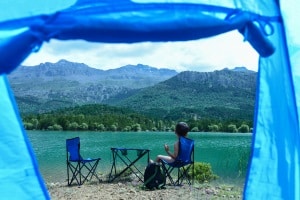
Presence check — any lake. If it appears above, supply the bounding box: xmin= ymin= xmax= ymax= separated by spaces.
xmin=27 ymin=131 xmax=252 ymax=186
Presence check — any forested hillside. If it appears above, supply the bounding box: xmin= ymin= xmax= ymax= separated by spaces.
xmin=8 ymin=60 xmax=177 ymax=113
xmin=114 ymin=68 xmax=256 ymax=121
xmin=12 ymin=61 xmax=256 ymax=132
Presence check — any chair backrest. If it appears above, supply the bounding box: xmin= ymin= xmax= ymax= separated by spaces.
xmin=66 ymin=137 xmax=81 ymax=162
xmin=176 ymin=136 xmax=194 ymax=164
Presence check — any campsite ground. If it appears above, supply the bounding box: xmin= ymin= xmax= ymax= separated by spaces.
xmin=47 ymin=181 xmax=243 ymax=200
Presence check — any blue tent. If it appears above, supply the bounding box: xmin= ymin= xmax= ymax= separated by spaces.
xmin=0 ymin=0 xmax=299 ymax=199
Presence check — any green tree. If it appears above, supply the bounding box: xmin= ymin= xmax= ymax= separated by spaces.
xmin=24 ymin=122 xmax=34 ymax=130
xmin=53 ymin=124 xmax=63 ymax=131
xmin=97 ymin=124 xmax=105 ymax=131
xmin=157 ymin=120 xmax=164 ymax=131
xmin=89 ymin=122 xmax=98 ymax=131
xmin=79 ymin=123 xmax=88 ymax=130
xmin=110 ymin=124 xmax=117 ymax=131
xmin=227 ymin=124 xmax=238 ymax=133
xmin=217 ymin=122 xmax=223 ymax=132
xmin=31 ymin=118 xmax=39 ymax=130
xmin=208 ymin=124 xmax=219 ymax=132
xmin=170 ymin=124 xmax=176 ymax=131
xmin=191 ymin=126 xmax=199 ymax=132
xmin=123 ymin=126 xmax=132 ymax=131
xmin=68 ymin=122 xmax=79 ymax=130
xmin=38 ymin=117 xmax=54 ymax=130
xmin=56 ymin=116 xmax=69 ymax=130
xmin=132 ymin=123 xmax=142 ymax=132
xmin=238 ymin=124 xmax=250 ymax=133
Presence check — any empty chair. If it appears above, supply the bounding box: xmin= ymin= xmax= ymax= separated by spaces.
xmin=161 ymin=136 xmax=194 ymax=186
xmin=66 ymin=137 xmax=101 ymax=186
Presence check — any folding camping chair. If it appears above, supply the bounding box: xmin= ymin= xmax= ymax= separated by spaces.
xmin=66 ymin=137 xmax=101 ymax=186
xmin=161 ymin=136 xmax=194 ymax=186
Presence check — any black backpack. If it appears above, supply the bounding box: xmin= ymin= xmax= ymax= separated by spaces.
xmin=143 ymin=163 xmax=166 ymax=190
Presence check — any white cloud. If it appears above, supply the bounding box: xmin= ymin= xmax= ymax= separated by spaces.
xmin=22 ymin=30 xmax=259 ymax=72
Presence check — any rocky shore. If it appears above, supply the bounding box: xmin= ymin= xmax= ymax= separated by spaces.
xmin=47 ymin=180 xmax=243 ymax=200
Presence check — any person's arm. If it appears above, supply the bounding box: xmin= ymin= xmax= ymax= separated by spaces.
xmin=164 ymin=141 xmax=179 ymax=159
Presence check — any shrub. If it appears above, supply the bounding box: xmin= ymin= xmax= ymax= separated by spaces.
xmin=97 ymin=124 xmax=105 ymax=131
xmin=208 ymin=124 xmax=219 ymax=132
xmin=24 ymin=122 xmax=34 ymax=130
xmin=238 ymin=124 xmax=250 ymax=133
xmin=227 ymin=124 xmax=238 ymax=133
xmin=78 ymin=122 xmax=88 ymax=130
xmin=132 ymin=123 xmax=141 ymax=132
xmin=189 ymin=162 xmax=218 ymax=183
xmin=68 ymin=122 xmax=79 ymax=130
xmin=53 ymin=124 xmax=63 ymax=131
xmin=110 ymin=124 xmax=117 ymax=131
xmin=123 ymin=126 xmax=132 ymax=131
xmin=191 ymin=127 xmax=199 ymax=132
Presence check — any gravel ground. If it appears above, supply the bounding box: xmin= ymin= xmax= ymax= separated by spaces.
xmin=47 ymin=180 xmax=243 ymax=200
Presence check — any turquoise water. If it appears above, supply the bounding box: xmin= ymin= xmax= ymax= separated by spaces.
xmin=27 ymin=131 xmax=252 ymax=186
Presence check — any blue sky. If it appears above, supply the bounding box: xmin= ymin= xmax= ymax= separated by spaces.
xmin=22 ymin=30 xmax=259 ymax=72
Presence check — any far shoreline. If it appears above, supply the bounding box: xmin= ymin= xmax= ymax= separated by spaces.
xmin=26 ymin=129 xmax=253 ymax=134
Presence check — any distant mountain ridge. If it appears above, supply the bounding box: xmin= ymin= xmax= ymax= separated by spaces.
xmin=8 ymin=60 xmax=177 ymax=113
xmin=11 ymin=59 xmax=177 ymax=86
xmin=8 ymin=60 xmax=256 ymax=121
xmin=114 ymin=68 xmax=256 ymax=120
xmin=171 ymin=68 xmax=255 ymax=89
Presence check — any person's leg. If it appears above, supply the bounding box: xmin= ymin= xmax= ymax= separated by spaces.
xmin=155 ymin=155 xmax=175 ymax=163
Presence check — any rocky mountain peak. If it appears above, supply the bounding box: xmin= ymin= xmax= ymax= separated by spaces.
xmin=167 ymin=67 xmax=256 ymax=90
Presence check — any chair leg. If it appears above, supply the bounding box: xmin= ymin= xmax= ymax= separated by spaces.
xmin=67 ymin=162 xmax=70 ymax=185
xmin=85 ymin=160 xmax=100 ymax=182
xmin=162 ymin=163 xmax=175 ymax=185
xmin=178 ymin=165 xmax=193 ymax=186
xmin=176 ymin=168 xmax=180 ymax=185
xmin=67 ymin=162 xmax=81 ymax=186
xmin=79 ymin=160 xmax=100 ymax=185
xmin=162 ymin=163 xmax=194 ymax=186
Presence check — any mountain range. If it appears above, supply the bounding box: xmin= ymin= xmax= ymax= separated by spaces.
xmin=8 ymin=60 xmax=177 ymax=113
xmin=8 ymin=60 xmax=256 ymax=121
xmin=115 ymin=67 xmax=256 ymax=120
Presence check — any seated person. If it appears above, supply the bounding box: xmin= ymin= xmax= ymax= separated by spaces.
xmin=151 ymin=122 xmax=189 ymax=164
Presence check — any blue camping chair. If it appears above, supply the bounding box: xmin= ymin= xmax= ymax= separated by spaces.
xmin=161 ymin=136 xmax=194 ymax=186
xmin=66 ymin=137 xmax=101 ymax=186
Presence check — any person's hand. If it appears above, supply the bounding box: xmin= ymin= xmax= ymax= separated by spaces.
xmin=164 ymin=144 xmax=169 ymax=152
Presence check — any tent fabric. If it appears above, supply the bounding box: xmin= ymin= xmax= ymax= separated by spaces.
xmin=244 ymin=21 xmax=300 ymax=199
xmin=0 ymin=76 xmax=50 ymax=200
xmin=0 ymin=1 xmax=277 ymax=74
xmin=0 ymin=0 xmax=299 ymax=199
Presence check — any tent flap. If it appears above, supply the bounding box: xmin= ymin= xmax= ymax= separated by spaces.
xmin=0 ymin=29 xmax=43 ymax=74
xmin=0 ymin=1 xmax=299 ymax=200
xmin=239 ymin=21 xmax=275 ymax=57
xmin=1 ymin=2 xmax=276 ymax=74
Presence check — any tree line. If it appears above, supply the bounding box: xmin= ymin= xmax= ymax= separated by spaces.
xmin=22 ymin=113 xmax=252 ymax=133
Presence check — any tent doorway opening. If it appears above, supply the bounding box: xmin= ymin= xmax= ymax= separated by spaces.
xmin=11 ymin=29 xmax=258 ymax=132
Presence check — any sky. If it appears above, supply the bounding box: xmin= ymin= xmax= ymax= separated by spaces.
xmin=22 ymin=30 xmax=259 ymax=73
